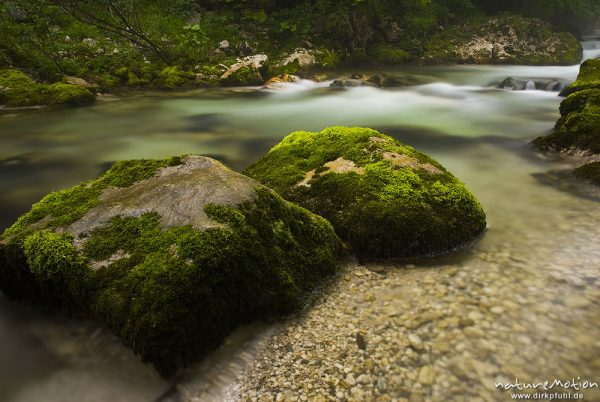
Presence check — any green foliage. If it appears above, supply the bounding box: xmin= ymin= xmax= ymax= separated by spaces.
xmin=245 ymin=127 xmax=486 ymax=258
xmin=370 ymin=44 xmax=411 ymax=64
xmin=1 ymin=0 xmax=594 ymax=88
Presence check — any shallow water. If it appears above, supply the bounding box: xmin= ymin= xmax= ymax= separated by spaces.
xmin=1 ymin=45 xmax=599 ymax=401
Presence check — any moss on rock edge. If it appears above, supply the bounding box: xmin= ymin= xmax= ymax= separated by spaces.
xmin=0 ymin=156 xmax=341 ymax=377
xmin=0 ymin=69 xmax=95 ymax=107
xmin=244 ymin=127 xmax=487 ymax=259
xmin=534 ymin=60 xmax=600 ymax=154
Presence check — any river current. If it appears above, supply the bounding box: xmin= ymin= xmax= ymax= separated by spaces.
xmin=0 ymin=43 xmax=599 ymax=402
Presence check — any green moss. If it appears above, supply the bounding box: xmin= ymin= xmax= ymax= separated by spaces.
xmin=574 ymin=162 xmax=600 ymax=186
xmin=2 ymin=156 xmax=183 ymax=239
xmin=535 ymin=60 xmax=600 ymax=154
xmin=244 ymin=127 xmax=486 ymax=259
xmin=45 ymin=83 xmax=95 ymax=105
xmin=559 ymin=89 xmax=600 ymax=116
xmin=370 ymin=44 xmax=411 ymax=65
xmin=535 ymin=112 xmax=600 ymax=153
xmin=157 ymin=66 xmax=195 ymax=89
xmin=23 ymin=231 xmax=89 ymax=305
xmin=560 ymin=59 xmax=600 ymax=96
xmin=113 ymin=66 xmax=129 ymax=79
xmin=97 ymin=74 xmax=119 ymax=90
xmin=0 ymin=168 xmax=340 ymax=377
xmin=0 ymin=69 xmax=95 ymax=106
xmin=0 ymin=69 xmax=46 ymax=106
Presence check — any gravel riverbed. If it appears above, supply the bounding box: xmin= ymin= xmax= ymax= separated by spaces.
xmin=234 ymin=226 xmax=600 ymax=402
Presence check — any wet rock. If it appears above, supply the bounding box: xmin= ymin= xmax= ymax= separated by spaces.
xmin=63 ymin=76 xmax=98 ymax=89
xmin=244 ymin=126 xmax=486 ymax=259
xmin=425 ymin=15 xmax=582 ymax=65
xmin=264 ymin=74 xmax=300 ymax=87
xmin=0 ymin=155 xmax=341 ymax=377
xmin=281 ymin=48 xmax=316 ymax=69
xmin=498 ymin=77 xmax=565 ymax=91
xmin=220 ymin=54 xmax=268 ymax=86
xmin=330 ymin=78 xmax=377 ymax=89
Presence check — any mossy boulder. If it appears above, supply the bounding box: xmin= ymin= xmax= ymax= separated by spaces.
xmin=244 ymin=127 xmax=486 ymax=259
xmin=157 ymin=66 xmax=195 ymax=89
xmin=534 ymin=61 xmax=600 ymax=154
xmin=574 ymin=162 xmax=600 ymax=186
xmin=560 ymin=59 xmax=600 ymax=96
xmin=0 ymin=155 xmax=341 ymax=376
xmin=0 ymin=69 xmax=94 ymax=107
xmin=0 ymin=69 xmax=46 ymax=106
xmin=424 ymin=15 xmax=582 ymax=66
xmin=45 ymin=83 xmax=95 ymax=105
xmin=534 ymin=112 xmax=600 ymax=153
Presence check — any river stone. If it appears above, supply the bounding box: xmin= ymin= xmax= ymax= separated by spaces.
xmin=0 ymin=155 xmax=341 ymax=377
xmin=244 ymin=127 xmax=487 ymax=259
xmin=534 ymin=60 xmax=600 ymax=155
xmin=424 ymin=15 xmax=582 ymax=65
xmin=220 ymin=54 xmax=268 ymax=86
xmin=418 ymin=365 xmax=436 ymax=385
xmin=498 ymin=77 xmax=565 ymax=92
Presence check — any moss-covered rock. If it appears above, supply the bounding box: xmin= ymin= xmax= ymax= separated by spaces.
xmin=534 ymin=61 xmax=600 ymax=154
xmin=45 ymin=83 xmax=95 ymax=105
xmin=423 ymin=15 xmax=582 ymax=66
xmin=534 ymin=112 xmax=600 ymax=153
xmin=157 ymin=66 xmax=195 ymax=89
xmin=0 ymin=69 xmax=94 ymax=107
xmin=574 ymin=162 xmax=600 ymax=186
xmin=559 ymin=89 xmax=600 ymax=116
xmin=244 ymin=127 xmax=486 ymax=259
xmin=0 ymin=155 xmax=341 ymax=376
xmin=0 ymin=69 xmax=46 ymax=106
xmin=559 ymin=59 xmax=600 ymax=96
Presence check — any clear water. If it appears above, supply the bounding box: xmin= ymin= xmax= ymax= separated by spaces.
xmin=0 ymin=45 xmax=599 ymax=401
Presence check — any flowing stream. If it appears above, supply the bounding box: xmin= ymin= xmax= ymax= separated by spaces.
xmin=0 ymin=44 xmax=599 ymax=402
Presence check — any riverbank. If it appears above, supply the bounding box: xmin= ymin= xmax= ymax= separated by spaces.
xmin=2 ymin=0 xmax=591 ymax=108
xmin=237 ymin=243 xmax=600 ymax=401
